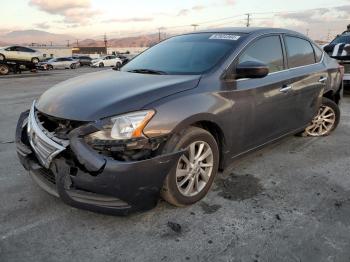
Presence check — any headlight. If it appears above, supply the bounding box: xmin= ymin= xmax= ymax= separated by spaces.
xmin=87 ymin=110 xmax=155 ymax=141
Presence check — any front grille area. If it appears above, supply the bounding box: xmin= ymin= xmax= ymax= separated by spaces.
xmin=37 ymin=168 xmax=56 ymax=185
xmin=27 ymin=102 xmax=69 ymax=168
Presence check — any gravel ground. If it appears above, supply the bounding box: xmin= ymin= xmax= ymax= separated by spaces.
xmin=0 ymin=67 xmax=350 ymax=262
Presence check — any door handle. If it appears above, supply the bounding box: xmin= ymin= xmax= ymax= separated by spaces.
xmin=280 ymin=85 xmax=292 ymax=93
xmin=319 ymin=76 xmax=328 ymax=83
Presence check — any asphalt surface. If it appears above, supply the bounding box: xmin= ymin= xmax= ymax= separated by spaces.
xmin=0 ymin=67 xmax=350 ymax=262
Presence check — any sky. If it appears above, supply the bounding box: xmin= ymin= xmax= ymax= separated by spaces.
xmin=2 ymin=0 xmax=350 ymax=40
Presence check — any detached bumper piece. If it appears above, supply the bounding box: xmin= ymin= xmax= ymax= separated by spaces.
xmin=16 ymin=110 xmax=182 ymax=215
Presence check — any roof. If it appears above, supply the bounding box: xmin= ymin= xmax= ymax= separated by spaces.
xmin=195 ymin=27 xmax=305 ymax=37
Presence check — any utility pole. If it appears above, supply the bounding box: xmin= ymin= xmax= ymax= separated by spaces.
xmin=50 ymin=41 xmax=53 ymax=46
xmin=76 ymin=39 xmax=79 ymax=47
xmin=327 ymin=29 xmax=331 ymax=42
xmin=66 ymin=40 xmax=70 ymax=47
xmin=306 ymin=28 xmax=310 ymax=37
xmin=191 ymin=24 xmax=199 ymax=31
xmin=246 ymin=13 xmax=250 ymax=27
xmin=104 ymin=33 xmax=108 ymax=54
xmin=158 ymin=27 xmax=162 ymax=42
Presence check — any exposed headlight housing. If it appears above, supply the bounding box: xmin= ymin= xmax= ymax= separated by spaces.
xmin=87 ymin=110 xmax=155 ymax=141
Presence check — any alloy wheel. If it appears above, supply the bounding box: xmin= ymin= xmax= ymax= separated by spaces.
xmin=304 ymin=105 xmax=336 ymax=136
xmin=0 ymin=65 xmax=9 ymax=75
xmin=176 ymin=141 xmax=214 ymax=197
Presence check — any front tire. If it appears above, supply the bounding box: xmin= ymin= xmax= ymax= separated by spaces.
xmin=303 ymin=97 xmax=340 ymax=137
xmin=0 ymin=64 xmax=9 ymax=75
xmin=161 ymin=127 xmax=219 ymax=207
xmin=99 ymin=62 xmax=104 ymax=68
xmin=31 ymin=57 xmax=39 ymax=64
xmin=0 ymin=54 xmax=5 ymax=61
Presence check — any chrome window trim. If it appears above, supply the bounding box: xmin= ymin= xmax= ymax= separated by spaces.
xmin=228 ymin=32 xmax=325 ymax=82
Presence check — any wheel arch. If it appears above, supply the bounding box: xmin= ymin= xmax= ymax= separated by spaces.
xmin=323 ymin=84 xmax=342 ymax=105
xmin=191 ymin=120 xmax=226 ymax=170
xmin=168 ymin=114 xmax=227 ymax=170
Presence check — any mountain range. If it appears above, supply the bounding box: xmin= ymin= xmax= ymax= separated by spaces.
xmin=0 ymin=30 xmax=160 ymax=47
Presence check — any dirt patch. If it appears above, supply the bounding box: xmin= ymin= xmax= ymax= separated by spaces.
xmin=200 ymin=201 xmax=222 ymax=214
xmin=215 ymin=173 xmax=263 ymax=201
xmin=167 ymin=221 xmax=182 ymax=233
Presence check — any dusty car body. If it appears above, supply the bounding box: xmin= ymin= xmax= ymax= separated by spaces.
xmin=0 ymin=46 xmax=45 ymax=63
xmin=16 ymin=28 xmax=343 ymax=215
xmin=38 ymin=57 xmax=80 ymax=70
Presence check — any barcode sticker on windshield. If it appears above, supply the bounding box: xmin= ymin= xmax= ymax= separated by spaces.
xmin=209 ymin=34 xmax=241 ymax=41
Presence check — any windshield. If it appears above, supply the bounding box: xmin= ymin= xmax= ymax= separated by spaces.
xmin=122 ymin=33 xmax=246 ymax=75
xmin=331 ymin=34 xmax=350 ymax=45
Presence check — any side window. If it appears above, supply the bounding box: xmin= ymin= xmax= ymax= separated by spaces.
xmin=5 ymin=46 xmax=17 ymax=51
xmin=17 ymin=47 xmax=28 ymax=52
xmin=238 ymin=36 xmax=284 ymax=73
xmin=285 ymin=36 xmax=315 ymax=68
xmin=312 ymin=44 xmax=323 ymax=62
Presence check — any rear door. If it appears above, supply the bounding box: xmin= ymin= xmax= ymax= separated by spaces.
xmin=283 ymin=35 xmax=326 ymax=128
xmin=16 ymin=46 xmax=32 ymax=61
xmin=230 ymin=34 xmax=299 ymax=153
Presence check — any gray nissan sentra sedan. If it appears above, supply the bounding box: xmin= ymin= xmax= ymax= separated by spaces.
xmin=16 ymin=28 xmax=343 ymax=215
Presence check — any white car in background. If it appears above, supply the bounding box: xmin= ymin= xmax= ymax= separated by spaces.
xmin=0 ymin=46 xmax=45 ymax=63
xmin=38 ymin=57 xmax=80 ymax=70
xmin=91 ymin=55 xmax=122 ymax=68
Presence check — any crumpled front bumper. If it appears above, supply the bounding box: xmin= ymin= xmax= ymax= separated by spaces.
xmin=16 ymin=110 xmax=182 ymax=215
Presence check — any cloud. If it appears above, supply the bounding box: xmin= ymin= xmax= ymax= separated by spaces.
xmin=29 ymin=0 xmax=89 ymax=13
xmin=29 ymin=0 xmax=99 ymax=25
xmin=177 ymin=5 xmax=206 ymax=16
xmin=34 ymin=22 xmax=50 ymax=29
xmin=192 ymin=5 xmax=206 ymax=11
xmin=103 ymin=17 xmax=154 ymax=23
xmin=177 ymin=9 xmax=190 ymax=16
xmin=225 ymin=0 xmax=235 ymax=5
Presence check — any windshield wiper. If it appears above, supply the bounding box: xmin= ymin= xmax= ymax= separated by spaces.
xmin=127 ymin=69 xmax=167 ymax=75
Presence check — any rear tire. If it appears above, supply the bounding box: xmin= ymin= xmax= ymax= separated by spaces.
xmin=302 ymin=97 xmax=340 ymax=137
xmin=161 ymin=126 xmax=219 ymax=207
xmin=70 ymin=63 xmax=76 ymax=69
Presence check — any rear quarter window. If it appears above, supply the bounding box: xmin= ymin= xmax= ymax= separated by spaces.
xmin=285 ymin=36 xmax=315 ymax=68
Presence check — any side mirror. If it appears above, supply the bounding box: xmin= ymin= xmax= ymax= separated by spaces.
xmin=323 ymin=45 xmax=333 ymax=52
xmin=235 ymin=61 xmax=269 ymax=79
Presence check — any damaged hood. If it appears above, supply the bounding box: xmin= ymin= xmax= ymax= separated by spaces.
xmin=36 ymin=70 xmax=201 ymax=121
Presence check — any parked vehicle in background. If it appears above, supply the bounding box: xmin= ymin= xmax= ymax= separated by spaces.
xmin=0 ymin=46 xmax=45 ymax=64
xmin=38 ymin=57 xmax=80 ymax=70
xmin=324 ymin=33 xmax=350 ymax=87
xmin=16 ymin=28 xmax=343 ymax=215
xmin=91 ymin=55 xmax=122 ymax=68
xmin=72 ymin=55 xmax=92 ymax=66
